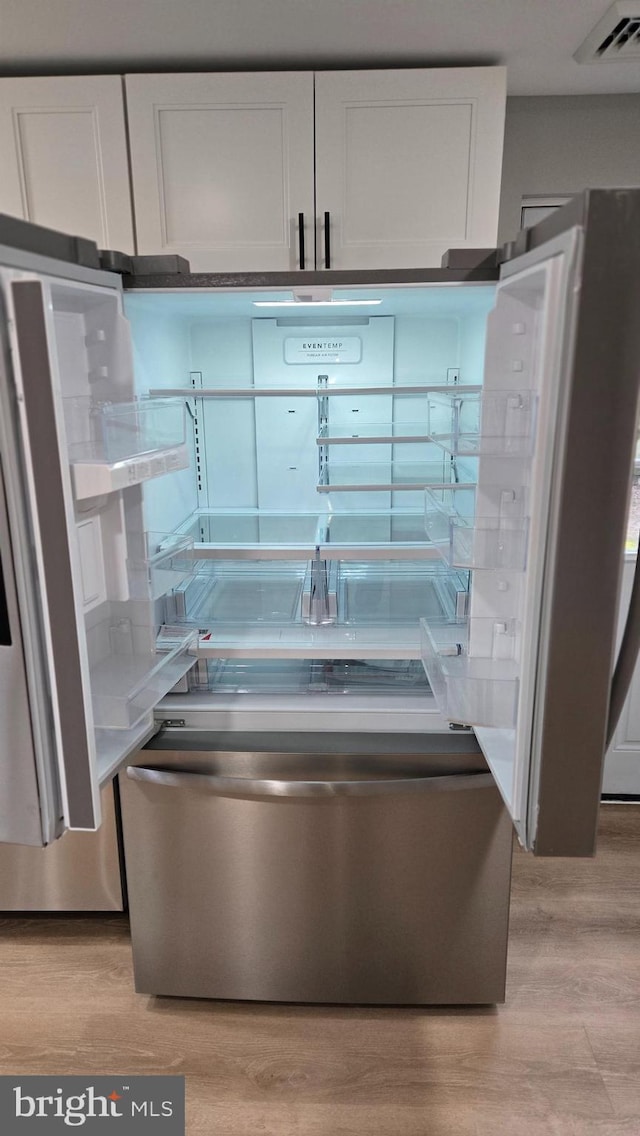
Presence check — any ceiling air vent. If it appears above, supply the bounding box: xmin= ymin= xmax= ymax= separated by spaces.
xmin=575 ymin=1 xmax=640 ymax=61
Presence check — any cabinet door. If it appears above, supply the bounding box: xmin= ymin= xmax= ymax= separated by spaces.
xmin=126 ymin=73 xmax=315 ymax=272
xmin=0 ymin=77 xmax=134 ymax=253
xmin=315 ymin=67 xmax=506 ymax=270
xmin=604 ymin=558 xmax=640 ymax=794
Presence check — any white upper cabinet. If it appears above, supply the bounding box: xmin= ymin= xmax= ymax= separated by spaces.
xmin=0 ymin=77 xmax=134 ymax=253
xmin=125 ymin=73 xmax=315 ymax=273
xmin=125 ymin=67 xmax=506 ymax=272
xmin=314 ymin=68 xmax=506 ymax=270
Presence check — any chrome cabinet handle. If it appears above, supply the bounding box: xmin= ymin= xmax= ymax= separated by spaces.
xmin=298 ymin=212 xmax=305 ymax=270
xmin=324 ymin=211 xmax=331 ymax=269
xmin=127 ymin=765 xmax=494 ymax=799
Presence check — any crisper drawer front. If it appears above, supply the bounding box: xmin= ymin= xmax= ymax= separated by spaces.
xmin=120 ymin=749 xmax=512 ymax=1005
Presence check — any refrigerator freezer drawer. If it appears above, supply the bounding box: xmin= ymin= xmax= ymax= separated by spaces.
xmin=120 ymin=747 xmax=513 ymax=1004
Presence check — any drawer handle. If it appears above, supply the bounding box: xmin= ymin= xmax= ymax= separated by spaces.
xmin=126 ymin=766 xmax=494 ymax=799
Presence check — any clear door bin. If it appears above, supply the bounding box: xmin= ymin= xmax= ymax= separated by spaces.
xmin=91 ymin=626 xmax=197 ymax=730
xmin=127 ymin=532 xmax=195 ymax=601
xmin=101 ymin=398 xmax=186 ymax=461
xmin=65 ymin=397 xmax=190 ymax=498
xmin=420 ymin=618 xmax=520 ymax=728
xmin=426 ymin=390 xmax=537 ymax=456
xmin=425 ymin=487 xmax=529 ymax=570
xmin=66 ymin=397 xmax=186 ymax=463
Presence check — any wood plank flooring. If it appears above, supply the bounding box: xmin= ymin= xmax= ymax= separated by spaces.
xmin=0 ymin=805 xmax=639 ymax=1135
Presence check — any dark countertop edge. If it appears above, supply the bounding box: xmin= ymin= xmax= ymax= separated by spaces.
xmin=122 ymin=267 xmax=500 ymax=290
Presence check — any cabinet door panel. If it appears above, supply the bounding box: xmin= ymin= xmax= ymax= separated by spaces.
xmin=0 ymin=77 xmax=134 ymax=252
xmin=126 ymin=73 xmax=315 ymax=272
xmin=315 ymin=68 xmax=506 ymax=270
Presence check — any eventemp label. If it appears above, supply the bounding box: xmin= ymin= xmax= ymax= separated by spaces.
xmin=284 ymin=336 xmax=362 ymax=364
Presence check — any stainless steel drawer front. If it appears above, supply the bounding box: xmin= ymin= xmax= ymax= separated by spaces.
xmin=120 ymin=749 xmax=512 ymax=1005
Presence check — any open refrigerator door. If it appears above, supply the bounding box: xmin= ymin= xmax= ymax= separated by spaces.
xmin=422 ymin=190 xmax=640 ymax=855
xmin=0 ymin=266 xmax=198 ymax=842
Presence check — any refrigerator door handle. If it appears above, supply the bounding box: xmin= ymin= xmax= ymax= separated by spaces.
xmin=126 ymin=765 xmax=495 ymax=799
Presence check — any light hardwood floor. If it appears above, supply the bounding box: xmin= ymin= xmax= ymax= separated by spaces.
xmin=0 ymin=805 xmax=639 ymax=1135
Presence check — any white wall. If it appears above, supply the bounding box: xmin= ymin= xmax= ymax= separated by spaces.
xmin=190 ymin=320 xmax=257 ymax=508
xmin=498 ymin=94 xmax=640 ymax=246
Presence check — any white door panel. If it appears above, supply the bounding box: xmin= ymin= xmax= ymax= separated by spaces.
xmin=0 ymin=77 xmax=134 ymax=252
xmin=126 ymin=73 xmax=315 ymax=272
xmin=314 ymin=67 xmax=506 ymax=269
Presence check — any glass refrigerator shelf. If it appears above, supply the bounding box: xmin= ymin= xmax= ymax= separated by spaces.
xmin=317 ymin=460 xmax=473 ymax=493
xmin=194 ymin=622 xmax=422 ymax=660
xmin=317 ymin=422 xmax=431 ymax=445
xmin=146 ymin=382 xmax=484 ymax=399
xmin=176 ymin=510 xmax=443 ymax=561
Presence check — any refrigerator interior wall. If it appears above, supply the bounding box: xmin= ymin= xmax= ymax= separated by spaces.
xmin=124 ymin=285 xmax=496 ymax=721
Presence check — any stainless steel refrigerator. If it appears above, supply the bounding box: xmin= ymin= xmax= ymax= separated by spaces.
xmin=0 ymin=189 xmax=638 ymax=1001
